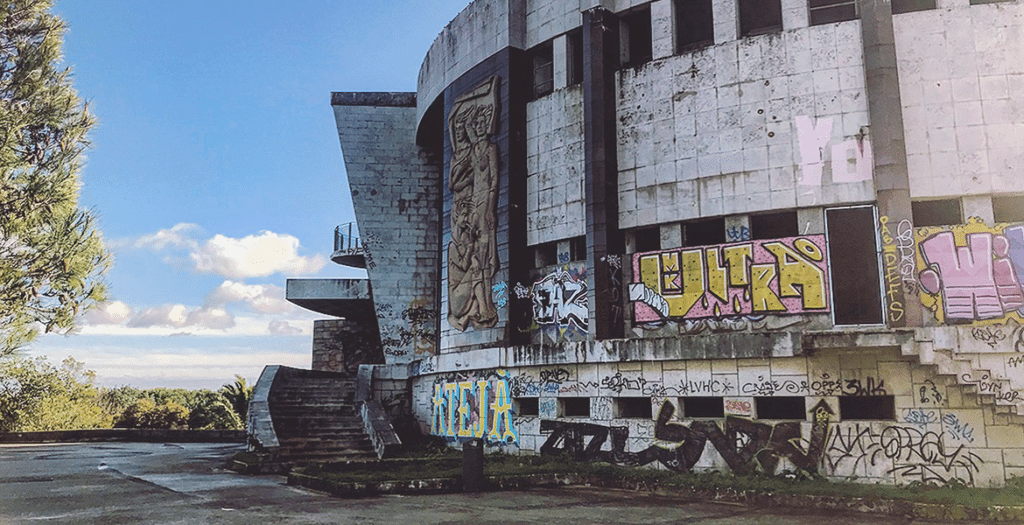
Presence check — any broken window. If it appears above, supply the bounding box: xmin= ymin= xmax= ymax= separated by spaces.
xmin=827 ymin=206 xmax=884 ymax=325
xmin=620 ymin=6 xmax=653 ymax=68
xmin=529 ymin=40 xmax=554 ymax=100
xmin=739 ymin=0 xmax=783 ymax=36
xmin=809 ymin=0 xmax=857 ymax=25
xmin=750 ymin=211 xmax=798 ymax=240
xmin=675 ymin=0 xmax=714 ymax=52
xmin=912 ymin=199 xmax=961 ymax=226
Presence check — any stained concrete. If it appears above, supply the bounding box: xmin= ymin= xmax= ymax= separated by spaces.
xmin=0 ymin=442 xmax=985 ymax=524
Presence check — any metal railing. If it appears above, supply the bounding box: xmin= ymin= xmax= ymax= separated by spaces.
xmin=334 ymin=222 xmax=362 ymax=253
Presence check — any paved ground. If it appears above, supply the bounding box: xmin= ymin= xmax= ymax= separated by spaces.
xmin=0 ymin=442 xmax=986 ymax=524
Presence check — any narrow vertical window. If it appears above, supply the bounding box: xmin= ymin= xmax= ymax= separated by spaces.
xmin=567 ymin=30 xmax=584 ymax=86
xmin=529 ymin=41 xmax=554 ymax=100
xmin=827 ymin=206 xmax=883 ymax=325
xmin=675 ymin=0 xmax=714 ymax=52
xmin=739 ymin=0 xmax=782 ymax=36
xmin=620 ymin=6 xmax=653 ymax=68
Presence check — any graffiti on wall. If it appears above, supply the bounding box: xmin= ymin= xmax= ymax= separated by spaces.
xmin=431 ymin=370 xmax=518 ymax=445
xmin=795 ymin=115 xmax=872 ymax=187
xmin=448 ymin=76 xmax=501 ymax=332
xmin=630 ymin=235 xmax=830 ymax=322
xmin=532 ymin=268 xmax=588 ymax=331
xmin=916 ymin=218 xmax=1024 ymax=325
xmin=879 ymin=215 xmax=918 ymax=324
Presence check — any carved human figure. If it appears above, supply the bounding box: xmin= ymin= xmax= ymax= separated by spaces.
xmin=447 ymin=77 xmax=500 ymax=331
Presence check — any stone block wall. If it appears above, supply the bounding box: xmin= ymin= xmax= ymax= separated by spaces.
xmin=311 ymin=319 xmax=384 ymax=376
xmin=526 ymin=85 xmax=586 ymax=244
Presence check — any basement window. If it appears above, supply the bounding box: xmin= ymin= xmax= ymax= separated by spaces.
xmin=754 ymin=396 xmax=805 ymax=420
xmin=560 ymin=397 xmax=590 ymax=417
xmin=993 ymin=195 xmax=1024 ymax=224
xmin=615 ymin=397 xmax=653 ymax=418
xmin=839 ymin=395 xmax=895 ymax=420
xmin=529 ymin=40 xmax=554 ymax=100
xmin=516 ymin=398 xmax=539 ymax=417
xmin=809 ymin=0 xmax=857 ymax=25
xmin=891 ymin=0 xmax=936 ymax=13
xmin=750 ymin=211 xmax=798 ymax=240
xmin=620 ymin=6 xmax=653 ymax=68
xmin=567 ymin=30 xmax=584 ymax=86
xmin=739 ymin=0 xmax=782 ymax=36
xmin=912 ymin=199 xmax=962 ymax=227
xmin=682 ymin=396 xmax=724 ymax=418
xmin=684 ymin=217 xmax=725 ymax=247
xmin=675 ymin=0 xmax=714 ymax=52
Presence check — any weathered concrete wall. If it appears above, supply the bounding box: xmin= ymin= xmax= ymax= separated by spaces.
xmin=526 ymin=85 xmax=586 ymax=244
xmin=894 ymin=0 xmax=1024 ymax=199
xmin=311 ymin=319 xmax=385 ymax=375
xmin=333 ymin=95 xmax=441 ymax=363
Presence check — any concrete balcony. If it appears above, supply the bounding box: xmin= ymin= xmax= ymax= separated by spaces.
xmin=285 ymin=278 xmax=372 ymax=318
xmin=331 ymin=222 xmax=366 ymax=268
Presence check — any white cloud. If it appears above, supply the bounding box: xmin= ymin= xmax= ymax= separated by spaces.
xmin=205 ymin=280 xmax=293 ymax=314
xmin=82 ymin=300 xmax=133 ymax=325
xmin=124 ymin=304 xmax=235 ymax=331
xmin=133 ymin=223 xmax=203 ymax=251
xmin=268 ymin=319 xmax=303 ymax=335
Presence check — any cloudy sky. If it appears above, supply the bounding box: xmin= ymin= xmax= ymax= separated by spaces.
xmin=27 ymin=1 xmax=469 ymax=389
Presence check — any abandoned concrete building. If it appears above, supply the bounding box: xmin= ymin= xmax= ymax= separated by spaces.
xmin=254 ymin=0 xmax=1024 ymax=487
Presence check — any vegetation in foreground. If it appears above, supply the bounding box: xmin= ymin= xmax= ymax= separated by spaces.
xmin=0 ymin=355 xmax=254 ymax=432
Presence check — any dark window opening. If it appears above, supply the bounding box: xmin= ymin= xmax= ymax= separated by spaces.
xmin=634 ymin=228 xmax=661 ymax=252
xmin=682 ymin=397 xmax=724 ymax=418
xmin=810 ymin=0 xmax=857 ymax=25
xmin=684 ymin=217 xmax=725 ymax=247
xmin=891 ymin=0 xmax=935 ymax=13
xmin=535 ymin=242 xmax=558 ymax=268
xmin=755 ymin=396 xmax=805 ymax=420
xmin=516 ymin=398 xmax=539 ymax=417
xmin=750 ymin=211 xmax=798 ymax=240
xmin=675 ymin=0 xmax=714 ymax=52
xmin=970 ymin=0 xmax=1012 ymax=5
xmin=827 ymin=206 xmax=884 ymax=325
xmin=620 ymin=6 xmax=653 ymax=68
xmin=561 ymin=397 xmax=590 ymax=417
xmin=912 ymin=199 xmax=961 ymax=227
xmin=567 ymin=30 xmax=584 ymax=86
xmin=739 ymin=0 xmax=783 ymax=36
xmin=616 ymin=397 xmax=653 ymax=418
xmin=529 ymin=41 xmax=554 ymax=100
xmin=839 ymin=395 xmax=895 ymax=420
xmin=570 ymin=236 xmax=587 ymax=261
xmin=993 ymin=195 xmax=1024 ymax=224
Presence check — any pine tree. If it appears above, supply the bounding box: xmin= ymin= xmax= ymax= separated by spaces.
xmin=0 ymin=0 xmax=110 ymax=356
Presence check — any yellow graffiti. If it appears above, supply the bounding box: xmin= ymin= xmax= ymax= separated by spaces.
xmin=763 ymin=241 xmax=827 ymax=308
xmin=488 ymin=374 xmax=517 ymax=443
xmin=431 ymin=384 xmax=446 ymax=435
xmin=751 ymin=263 xmax=786 ymax=311
xmin=457 ymin=381 xmax=473 ymax=437
xmin=723 ymin=244 xmax=753 ymax=286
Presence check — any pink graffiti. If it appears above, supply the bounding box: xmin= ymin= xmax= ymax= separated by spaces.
xmin=919 ymin=230 xmax=1024 ymax=321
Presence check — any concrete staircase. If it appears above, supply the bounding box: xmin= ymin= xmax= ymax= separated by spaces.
xmin=264 ymin=368 xmax=377 ymax=464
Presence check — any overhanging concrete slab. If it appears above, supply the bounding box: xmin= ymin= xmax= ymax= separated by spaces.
xmin=285 ymin=278 xmax=373 ymax=318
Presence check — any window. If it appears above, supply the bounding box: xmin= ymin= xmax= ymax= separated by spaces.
xmin=529 ymin=41 xmax=554 ymax=100
xmin=560 ymin=397 xmax=590 ymax=417
xmin=684 ymin=217 xmax=725 ymax=247
xmin=891 ymin=0 xmax=935 ymax=13
xmin=516 ymin=398 xmax=539 ymax=417
xmin=970 ymin=0 xmax=1012 ymax=5
xmin=534 ymin=242 xmax=558 ymax=268
xmin=809 ymin=0 xmax=857 ymax=25
xmin=570 ymin=236 xmax=587 ymax=261
xmin=912 ymin=199 xmax=961 ymax=227
xmin=615 ymin=397 xmax=653 ymax=418
xmin=634 ymin=228 xmax=661 ymax=252
xmin=993 ymin=195 xmax=1024 ymax=224
xmin=827 ymin=206 xmax=883 ymax=325
xmin=567 ymin=30 xmax=584 ymax=86
xmin=750 ymin=211 xmax=798 ymax=240
xmin=682 ymin=397 xmax=724 ymax=418
xmin=620 ymin=6 xmax=653 ymax=68
xmin=675 ymin=0 xmax=714 ymax=52
xmin=739 ymin=0 xmax=782 ymax=36
xmin=839 ymin=396 xmax=895 ymax=420
xmin=754 ymin=397 xmax=805 ymax=420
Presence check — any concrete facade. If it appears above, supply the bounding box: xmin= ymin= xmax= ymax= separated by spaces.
xmin=292 ymin=0 xmax=1024 ymax=487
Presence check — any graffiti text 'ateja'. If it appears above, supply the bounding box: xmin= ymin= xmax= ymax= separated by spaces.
xmin=431 ymin=371 xmax=518 ymax=445
xmin=630 ymin=235 xmax=830 ymax=322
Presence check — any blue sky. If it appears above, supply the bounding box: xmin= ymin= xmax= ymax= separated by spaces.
xmin=27 ymin=0 xmax=469 ymax=389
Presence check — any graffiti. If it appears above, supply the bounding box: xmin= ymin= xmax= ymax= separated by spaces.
xmin=919 ymin=380 xmax=943 ymax=404
xmin=916 ymin=219 xmax=1024 ymax=324
xmin=558 ymin=251 xmax=571 ymax=264
xmin=724 ymin=399 xmax=753 ymax=416
xmin=541 ymin=400 xmax=833 ymax=476
xmin=810 ymin=373 xmax=844 ymax=396
xmin=843 ymin=377 xmax=887 ymax=396
xmin=430 ymin=369 xmax=518 ymax=445
xmin=1008 ymin=355 xmax=1024 ymax=367
xmin=826 ymin=424 xmax=982 ymax=486
xmin=726 ymin=225 xmax=751 ymax=242
xmin=592 ymin=397 xmax=612 ymax=420
xmin=601 ymin=373 xmax=647 ymax=393
xmin=972 ymin=325 xmax=1007 ymax=347
xmin=631 ymin=235 xmax=830 ymax=322
xmin=539 ymin=368 xmax=571 ymax=384
xmin=879 ymin=215 xmax=917 ymax=324
xmin=960 ymin=372 xmax=1008 ymax=395
xmin=679 ymin=315 xmax=771 ymax=334
xmin=532 ymin=268 xmax=588 ymax=331
xmin=795 ymin=115 xmax=872 ymax=187
xmin=447 ymin=76 xmax=501 ymax=332
xmin=941 ymin=413 xmax=975 ymax=443
xmin=539 ymin=398 xmax=557 ymax=417
xmin=401 ymin=302 xmax=437 ymax=356
xmin=492 ymin=281 xmax=509 ymax=308
xmin=413 ymin=359 xmax=435 ymax=376
xmin=741 ymin=376 xmax=808 ymax=396
xmin=513 ymin=282 xmax=530 ymax=299
xmin=678 ymin=378 xmax=734 ymax=395
xmin=901 ymin=408 xmax=938 ymax=428
xmin=608 ymin=256 xmax=624 ymax=328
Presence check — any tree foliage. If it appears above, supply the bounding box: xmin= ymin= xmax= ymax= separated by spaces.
xmin=219 ymin=374 xmax=254 ymax=423
xmin=0 ymin=0 xmax=110 ymax=356
xmin=0 ymin=356 xmax=111 ymax=432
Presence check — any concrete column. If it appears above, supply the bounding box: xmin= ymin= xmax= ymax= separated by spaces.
xmin=583 ymin=7 xmax=624 ymax=340
xmin=859 ymin=0 xmax=921 ymax=328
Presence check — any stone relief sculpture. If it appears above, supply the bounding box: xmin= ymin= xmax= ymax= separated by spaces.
xmin=447 ymin=77 xmax=500 ymax=331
